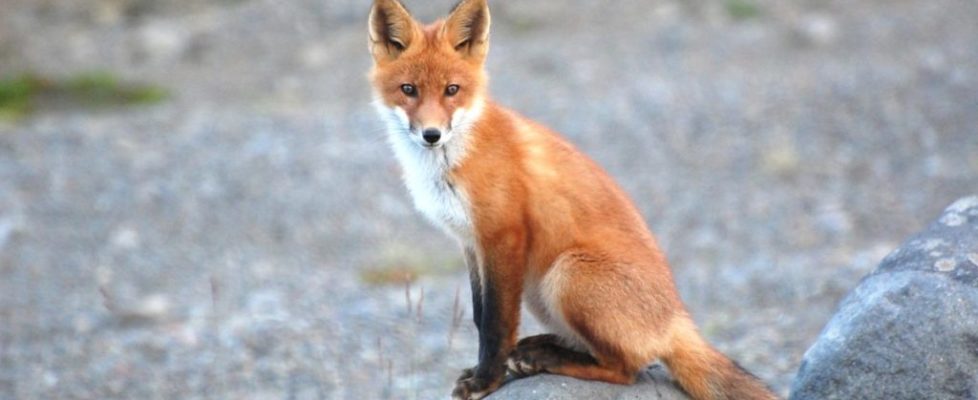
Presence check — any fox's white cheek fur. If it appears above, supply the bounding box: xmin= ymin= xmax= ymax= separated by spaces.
xmin=451 ymin=98 xmax=485 ymax=136
xmin=374 ymin=103 xmax=410 ymax=136
xmin=451 ymin=108 xmax=467 ymax=133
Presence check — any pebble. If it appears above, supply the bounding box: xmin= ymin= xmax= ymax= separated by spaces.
xmin=934 ymin=258 xmax=957 ymax=272
xmin=940 ymin=212 xmax=965 ymax=227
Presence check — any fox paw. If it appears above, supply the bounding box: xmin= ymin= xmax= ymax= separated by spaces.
xmin=457 ymin=367 xmax=475 ymax=381
xmin=452 ymin=370 xmax=502 ymax=400
xmin=506 ymin=347 xmax=548 ymax=377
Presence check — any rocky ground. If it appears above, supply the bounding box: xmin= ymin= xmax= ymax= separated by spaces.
xmin=1 ymin=0 xmax=976 ymax=399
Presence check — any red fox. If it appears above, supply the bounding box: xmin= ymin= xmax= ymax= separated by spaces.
xmin=368 ymin=1 xmax=779 ymax=399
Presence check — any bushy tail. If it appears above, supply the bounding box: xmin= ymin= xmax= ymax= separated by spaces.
xmin=660 ymin=320 xmax=779 ymax=400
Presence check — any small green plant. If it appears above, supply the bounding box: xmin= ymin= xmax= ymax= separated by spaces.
xmin=0 ymin=71 xmax=168 ymax=122
xmin=359 ymin=244 xmax=463 ymax=286
xmin=725 ymin=0 xmax=761 ymax=20
xmin=65 ymin=71 xmax=168 ymax=105
xmin=0 ymin=74 xmax=38 ymax=121
xmin=361 ymin=264 xmax=423 ymax=286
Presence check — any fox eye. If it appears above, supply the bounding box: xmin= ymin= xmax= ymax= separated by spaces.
xmin=445 ymin=84 xmax=460 ymax=96
xmin=400 ymin=84 xmax=417 ymax=97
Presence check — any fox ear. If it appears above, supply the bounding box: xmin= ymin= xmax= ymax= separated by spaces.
xmin=368 ymin=0 xmax=416 ymax=62
xmin=444 ymin=0 xmax=491 ymax=61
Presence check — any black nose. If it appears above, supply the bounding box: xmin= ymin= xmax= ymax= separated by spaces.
xmin=422 ymin=128 xmax=441 ymax=144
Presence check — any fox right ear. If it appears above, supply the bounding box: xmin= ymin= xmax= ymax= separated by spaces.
xmin=443 ymin=0 xmax=490 ymax=62
xmin=369 ymin=0 xmax=416 ymax=63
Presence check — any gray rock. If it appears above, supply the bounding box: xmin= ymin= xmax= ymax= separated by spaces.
xmin=791 ymin=196 xmax=978 ymax=400
xmin=487 ymin=365 xmax=689 ymax=400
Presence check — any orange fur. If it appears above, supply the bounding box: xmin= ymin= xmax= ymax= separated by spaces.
xmin=368 ymin=1 xmax=778 ymax=399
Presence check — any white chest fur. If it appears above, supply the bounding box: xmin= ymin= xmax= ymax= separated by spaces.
xmin=394 ymin=139 xmax=473 ymax=241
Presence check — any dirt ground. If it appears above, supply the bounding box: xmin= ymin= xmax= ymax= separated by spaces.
xmin=1 ymin=0 xmax=976 ymax=399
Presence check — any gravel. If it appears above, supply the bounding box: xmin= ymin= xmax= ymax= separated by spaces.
xmin=1 ymin=0 xmax=977 ymax=399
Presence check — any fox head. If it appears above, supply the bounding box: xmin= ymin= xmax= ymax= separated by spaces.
xmin=368 ymin=0 xmax=490 ymax=149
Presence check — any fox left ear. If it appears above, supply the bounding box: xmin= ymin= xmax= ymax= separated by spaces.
xmin=443 ymin=0 xmax=491 ymax=62
xmin=369 ymin=0 xmax=417 ymax=63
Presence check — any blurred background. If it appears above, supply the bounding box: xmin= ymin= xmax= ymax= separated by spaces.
xmin=1 ymin=0 xmax=976 ymax=398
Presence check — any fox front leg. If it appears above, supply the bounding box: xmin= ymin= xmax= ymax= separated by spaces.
xmin=453 ymin=238 xmax=524 ymax=400
xmin=455 ymin=248 xmax=481 ymax=383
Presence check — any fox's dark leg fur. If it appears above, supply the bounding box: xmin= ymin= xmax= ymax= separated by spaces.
xmin=506 ymin=337 xmax=637 ymax=384
xmin=464 ymin=248 xmax=483 ymax=331
xmin=515 ymin=333 xmax=562 ymax=349
xmin=507 ymin=338 xmax=596 ymax=377
xmin=453 ymin=234 xmax=525 ymax=400
xmin=456 ymin=248 xmax=482 ymax=383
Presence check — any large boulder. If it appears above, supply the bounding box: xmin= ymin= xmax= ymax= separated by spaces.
xmin=487 ymin=364 xmax=689 ymax=400
xmin=791 ymin=196 xmax=978 ymax=399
